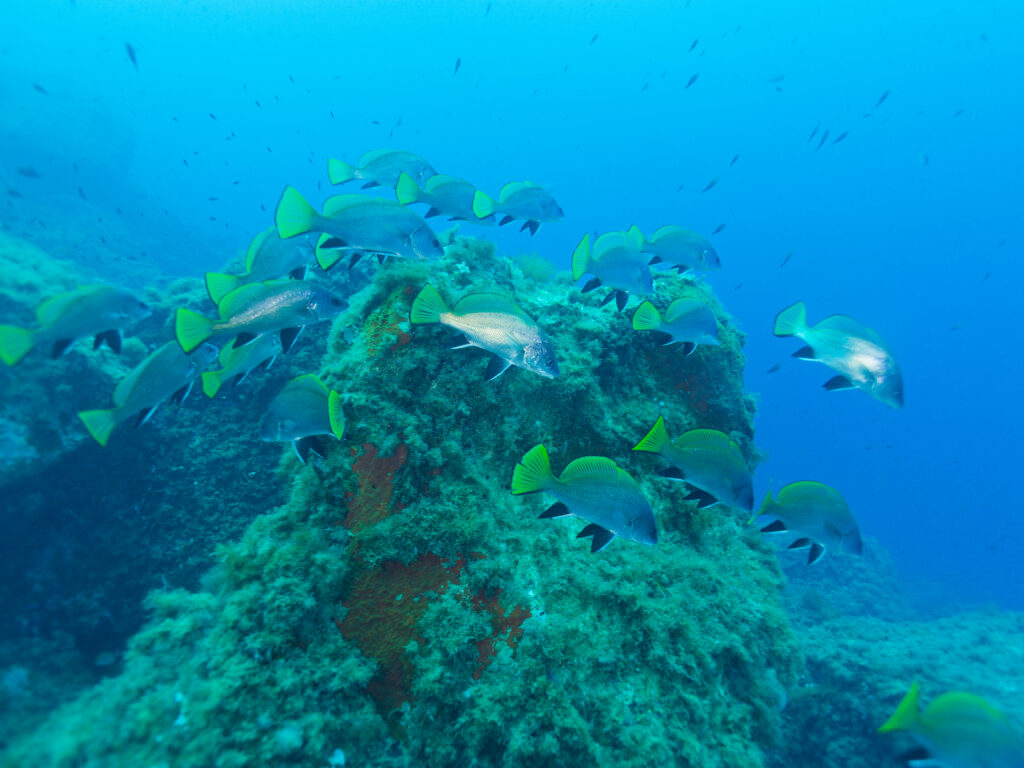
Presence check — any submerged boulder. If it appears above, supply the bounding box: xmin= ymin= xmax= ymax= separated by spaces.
xmin=2 ymin=236 xmax=801 ymax=767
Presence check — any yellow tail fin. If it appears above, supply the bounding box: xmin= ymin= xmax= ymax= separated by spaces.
xmin=879 ymin=682 xmax=921 ymax=733
xmin=633 ymin=416 xmax=671 ymax=454
xmin=774 ymin=301 xmax=807 ymax=337
xmin=409 ymin=285 xmax=450 ymax=325
xmin=327 ymin=157 xmax=356 ymax=185
xmin=472 ymin=190 xmax=496 ymax=219
xmin=79 ymin=409 xmax=118 ymax=447
xmin=205 ymin=273 xmax=241 ymax=305
xmin=0 ymin=325 xmax=34 ymax=366
xmin=632 ymin=301 xmax=663 ymax=331
xmin=175 ymin=308 xmax=215 ymax=354
xmin=511 ymin=444 xmax=554 ymax=495
xmin=275 ymin=186 xmax=318 ymax=239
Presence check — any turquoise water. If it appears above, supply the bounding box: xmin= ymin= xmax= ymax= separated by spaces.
xmin=1 ymin=1 xmax=1022 ymax=765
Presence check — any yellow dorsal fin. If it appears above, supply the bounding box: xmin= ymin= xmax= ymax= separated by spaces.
xmin=453 ymin=293 xmax=524 ymax=317
xmin=560 ymin=456 xmax=627 ymax=485
xmin=675 ymin=428 xmax=737 ymax=455
xmin=499 ymin=180 xmax=539 ymax=201
xmin=35 ymin=286 xmax=102 ymax=326
xmin=245 ymin=228 xmax=274 ymax=273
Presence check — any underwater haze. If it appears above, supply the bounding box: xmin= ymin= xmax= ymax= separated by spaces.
xmin=2 ymin=0 xmax=1023 ymax=766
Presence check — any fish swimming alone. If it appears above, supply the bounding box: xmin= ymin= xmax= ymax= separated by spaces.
xmin=395 ymin=172 xmax=493 ymax=224
xmin=78 ymin=341 xmax=218 ymax=447
xmin=201 ymin=333 xmax=282 ymax=398
xmin=633 ymin=417 xmax=753 ymax=511
xmin=409 ymin=284 xmax=559 ymax=380
xmin=632 ymin=298 xmax=719 ymax=355
xmin=327 ymin=149 xmax=437 ymax=190
xmin=0 ymin=285 xmax=151 ymax=366
xmin=472 ymin=181 xmax=564 ymax=235
xmin=259 ymin=374 xmax=345 ymax=464
xmin=628 ymin=225 xmax=721 ymax=273
xmin=572 ymin=230 xmax=653 ymax=311
xmin=879 ymin=682 xmax=1024 ymax=768
xmin=773 ymin=301 xmax=904 ymax=408
xmin=174 ymin=279 xmax=348 ymax=355
xmin=511 ymin=444 xmax=657 ymax=552
xmin=753 ymin=481 xmax=862 ymax=564
xmin=205 ymin=227 xmax=314 ymax=305
xmin=274 ymin=186 xmax=443 ymax=270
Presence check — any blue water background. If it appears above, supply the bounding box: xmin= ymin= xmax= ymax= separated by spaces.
xmin=2 ymin=0 xmax=1022 ymax=608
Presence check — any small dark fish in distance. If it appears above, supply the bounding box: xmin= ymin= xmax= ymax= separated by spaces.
xmin=640 ymin=83 xmax=649 ymax=92
xmin=781 ymin=250 xmax=793 ymax=267
xmin=78 ymin=187 xmax=87 ymax=200
xmin=590 ymin=34 xmax=599 ymax=45
xmin=768 ymin=74 xmax=785 ymax=83
xmin=686 ymin=73 xmax=699 ymax=89
xmin=17 ymin=167 xmax=41 ymax=178
xmin=766 ymin=363 xmax=781 ymax=373
xmin=454 ymin=57 xmax=461 ymax=76
xmin=288 ymin=74 xmax=294 ymax=83
xmin=209 ymin=113 xmax=216 ymax=120
xmin=952 ymin=108 xmax=964 ymax=117
xmin=675 ymin=183 xmax=684 ymax=192
xmin=701 ymin=177 xmax=718 ymax=193
xmin=255 ymin=100 xmax=262 ymax=108
xmin=125 ymin=42 xmax=138 ymax=70
xmin=689 ymin=39 xmax=698 ymax=51
xmin=832 ymin=132 xmax=848 ymax=144
xmin=32 ymin=83 xmax=48 ymax=95
xmin=486 ymin=2 xmax=491 ymax=14
xmin=816 ymin=128 xmax=830 ymax=151
xmin=730 ymin=154 xmax=739 ymax=166
xmin=712 ymin=223 xmax=725 ymax=234
xmin=808 ymin=122 xmax=820 ymax=142
xmin=874 ymin=90 xmax=890 ymax=109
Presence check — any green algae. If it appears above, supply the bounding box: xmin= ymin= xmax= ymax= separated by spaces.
xmin=2 ymin=235 xmax=802 ymax=767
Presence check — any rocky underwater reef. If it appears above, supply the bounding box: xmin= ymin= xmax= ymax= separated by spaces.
xmin=0 ymin=228 xmax=1021 ymax=767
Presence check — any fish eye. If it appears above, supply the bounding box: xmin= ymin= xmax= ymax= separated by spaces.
xmin=432 ymin=238 xmax=441 ymax=249
xmin=330 ymin=297 xmax=343 ymax=306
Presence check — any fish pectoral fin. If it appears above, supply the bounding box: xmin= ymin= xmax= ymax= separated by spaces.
xmin=231 ymin=372 xmax=245 ymax=388
xmin=576 ymin=523 xmax=615 ymax=553
xmin=788 ymin=538 xmax=812 ymax=549
xmin=539 ymin=502 xmax=571 ymax=519
xmin=648 ymin=255 xmax=663 ymax=265
xmin=581 ymin=277 xmax=602 ymax=293
xmin=233 ymin=333 xmax=258 ymax=348
xmin=136 ymin=404 xmax=160 ymax=426
xmin=498 ymin=215 xmax=515 ymax=226
xmin=447 ymin=333 xmax=472 ymax=350
xmin=760 ymin=520 xmax=788 ymax=533
xmin=684 ymin=487 xmax=719 ymax=508
xmin=288 ymin=266 xmax=307 ymax=280
xmin=614 ymin=291 xmax=628 ymax=312
xmin=319 ymin=236 xmax=350 ymax=250
xmin=52 ymin=338 xmax=75 ymax=358
xmin=375 ymin=253 xmax=389 ymax=265
xmin=680 ymin=342 xmax=696 ymax=356
xmin=521 ymin=220 xmax=540 ymax=236
xmin=94 ymin=329 xmax=123 ymax=354
xmin=293 ymin=437 xmax=312 ymax=464
xmin=896 ymin=746 xmax=933 ymax=766
xmin=171 ymin=381 xmax=193 ymax=405
xmin=294 ymin=435 xmax=329 ymax=464
xmin=348 ymin=253 xmax=363 ymax=269
xmin=280 ymin=326 xmax=303 ymax=354
xmin=361 ymin=181 xmax=380 ymax=189
xmin=823 ymin=375 xmax=855 ymax=391
xmin=424 ymin=207 xmax=441 ymax=218
xmin=657 ymin=466 xmax=686 ymax=481
xmin=807 ymin=542 xmax=826 ymax=564
xmin=792 ymin=345 xmax=816 ymax=359
xmin=484 ymin=356 xmax=512 ymax=381
xmin=823 ymin=521 xmax=843 ymax=539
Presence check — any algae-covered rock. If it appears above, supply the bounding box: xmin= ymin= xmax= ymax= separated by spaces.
xmin=771 ymin=610 xmax=1024 ymax=768
xmin=3 ymin=236 xmax=801 ymax=767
